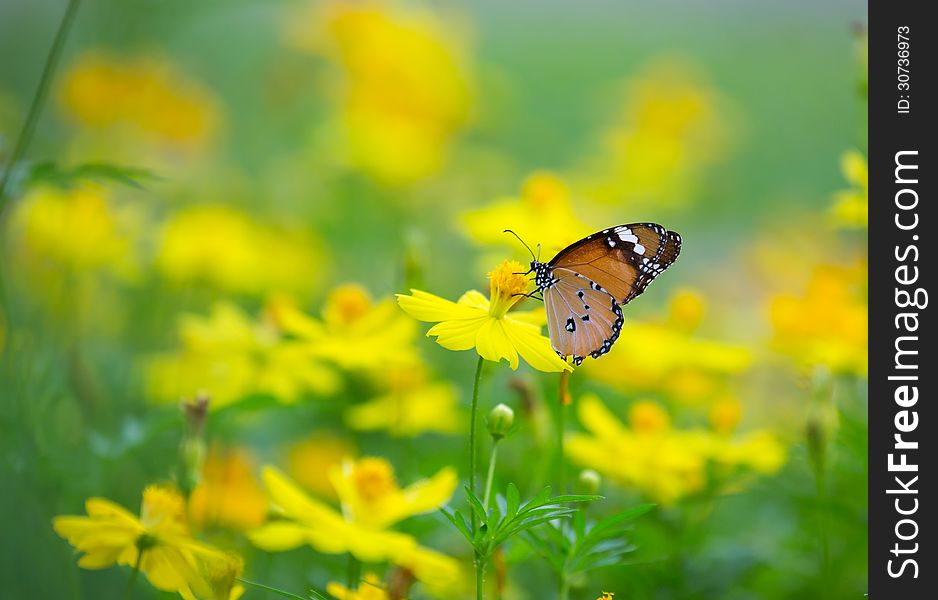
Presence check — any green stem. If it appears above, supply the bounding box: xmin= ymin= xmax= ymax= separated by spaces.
xmin=346 ymin=553 xmax=361 ymax=591
xmin=123 ymin=548 xmax=145 ymax=600
xmin=469 ymin=356 xmax=484 ymax=515
xmin=556 ymin=399 xmax=566 ymax=494
xmin=475 ymin=551 xmax=486 ymax=600
xmin=813 ymin=458 xmax=830 ymax=580
xmin=0 ymin=0 xmax=82 ymax=207
xmin=558 ymin=575 xmax=570 ymax=600
xmin=483 ymin=441 xmax=499 ymax=512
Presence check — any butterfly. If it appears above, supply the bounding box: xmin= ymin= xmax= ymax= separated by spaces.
xmin=511 ymin=223 xmax=682 ymax=366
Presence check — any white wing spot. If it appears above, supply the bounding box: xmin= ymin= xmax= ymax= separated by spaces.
xmin=633 ymin=243 xmax=645 ymax=255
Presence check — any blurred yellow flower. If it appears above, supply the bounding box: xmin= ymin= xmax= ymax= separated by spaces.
xmin=566 ymin=395 xmax=785 ymax=504
xmin=397 ymin=260 xmax=571 ymax=372
xmin=8 ymin=184 xmax=140 ymax=280
xmin=460 ymin=171 xmax=592 ymax=257
xmin=583 ymin=58 xmax=733 ymax=208
xmin=284 ymin=434 xmax=355 ymax=502
xmin=53 ymin=485 xmax=243 ymax=600
xmin=157 ymin=204 xmax=324 ymax=297
xmin=286 ymin=434 xmax=355 ymax=501
xmin=271 ymin=284 xmax=420 ymax=371
xmin=346 ymin=363 xmax=461 ymax=437
xmin=769 ymin=262 xmax=867 ymax=375
xmin=146 ymin=302 xmax=340 ymax=408
xmin=286 ymin=0 xmax=473 ymax=184
xmin=708 ymin=396 xmax=743 ymax=435
xmin=582 ymin=288 xmax=751 ymax=403
xmin=829 ymin=150 xmax=868 ymax=228
xmin=327 ymin=573 xmax=388 ymax=600
xmin=60 ymin=50 xmax=220 ymax=149
xmin=249 ymin=460 xmax=460 ymax=589
xmin=189 ymin=447 xmax=268 ymax=532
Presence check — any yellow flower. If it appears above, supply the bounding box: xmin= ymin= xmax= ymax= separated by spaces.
xmin=566 ymin=395 xmax=785 ymax=504
xmin=327 ymin=573 xmax=389 ymax=600
xmin=397 ymin=260 xmax=572 ymax=372
xmin=53 ymin=485 xmax=243 ymax=600
xmin=248 ymin=460 xmax=460 ymax=589
xmin=189 ymin=447 xmax=268 ymax=532
xmin=769 ymin=262 xmax=867 ymax=375
xmin=285 ymin=0 xmax=473 ymax=184
xmin=346 ymin=363 xmax=461 ymax=437
xmin=145 ymin=302 xmax=340 ymax=408
xmin=829 ymin=150 xmax=868 ymax=228
xmin=8 ymin=184 xmax=140 ymax=280
xmin=582 ymin=57 xmax=733 ymax=208
xmin=582 ymin=289 xmax=751 ymax=403
xmin=60 ymin=50 xmax=220 ymax=149
xmin=598 ymin=593 xmax=615 ymax=600
xmin=286 ymin=434 xmax=355 ymax=501
xmin=271 ymin=284 xmax=420 ymax=372
xmin=156 ymin=204 xmax=324 ymax=297
xmin=708 ymin=396 xmax=743 ymax=435
xmin=460 ymin=172 xmax=592 ymax=257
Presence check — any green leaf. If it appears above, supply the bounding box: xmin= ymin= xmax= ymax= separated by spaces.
xmin=497 ymin=512 xmax=575 ymax=544
xmin=28 ymin=161 xmax=163 ymax=189
xmin=544 ymin=494 xmax=604 ymax=505
xmin=465 ymin=486 xmax=488 ymax=524
xmin=518 ymin=486 xmax=552 ymax=514
xmin=573 ymin=508 xmax=587 ymax=539
xmin=237 ymin=578 xmax=309 ymax=600
xmin=440 ymin=508 xmax=473 ymax=542
xmin=307 ymin=588 xmax=332 ymax=600
xmin=521 ymin=530 xmax=565 ymax=571
xmin=505 ymin=483 xmax=521 ymax=519
xmin=584 ymin=504 xmax=654 ymax=542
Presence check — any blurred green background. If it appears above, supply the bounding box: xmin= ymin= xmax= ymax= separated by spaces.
xmin=1 ymin=1 xmax=867 ymax=599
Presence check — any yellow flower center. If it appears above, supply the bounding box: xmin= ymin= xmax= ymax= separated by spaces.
xmin=709 ymin=396 xmax=742 ymax=435
xmin=324 ymin=284 xmax=373 ymax=325
xmin=522 ymin=171 xmax=568 ymax=210
xmin=487 ymin=259 xmax=529 ymax=318
xmin=140 ymin=485 xmax=188 ymax=530
xmin=628 ymin=401 xmax=670 ymax=434
xmin=667 ymin=288 xmax=705 ymax=331
xmin=352 ymin=458 xmax=398 ymax=503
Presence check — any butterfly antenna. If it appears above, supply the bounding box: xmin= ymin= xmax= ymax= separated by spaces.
xmin=503 ymin=229 xmax=537 ymax=261
xmin=536 ymin=243 xmax=541 ymax=261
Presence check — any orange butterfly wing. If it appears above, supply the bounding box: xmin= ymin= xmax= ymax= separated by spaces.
xmin=549 ymin=223 xmax=682 ymax=304
xmin=538 ymin=223 xmax=681 ymax=364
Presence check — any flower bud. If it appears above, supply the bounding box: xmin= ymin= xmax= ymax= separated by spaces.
xmin=577 ymin=469 xmax=602 ymax=494
xmin=179 ymin=393 xmax=210 ymax=493
xmin=487 ymin=403 xmax=515 ymax=440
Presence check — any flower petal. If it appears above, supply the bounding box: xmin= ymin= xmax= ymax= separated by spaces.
xmin=508 ymin=307 xmax=547 ymax=326
xmin=426 ymin=316 xmax=488 ymax=351
xmin=393 ymin=467 xmax=458 ymax=521
xmin=502 ymin=317 xmax=572 ymax=372
xmin=456 ymin=290 xmax=490 ymax=310
xmin=261 ymin=466 xmax=345 ymax=527
xmin=577 ymin=393 xmax=630 ymax=439
xmin=348 ymin=528 xmax=418 ymax=564
xmin=247 ymin=522 xmax=312 ymax=552
xmin=397 ymin=290 xmax=485 ymax=322
xmin=475 ymin=318 xmax=518 ymax=369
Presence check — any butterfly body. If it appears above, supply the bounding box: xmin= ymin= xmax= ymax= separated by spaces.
xmin=531 ymin=223 xmax=682 ymax=365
